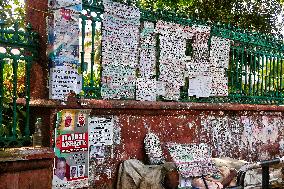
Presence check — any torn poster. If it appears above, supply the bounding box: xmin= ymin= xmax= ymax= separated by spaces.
xmin=167 ymin=143 xmax=218 ymax=178
xmin=48 ymin=3 xmax=82 ymax=101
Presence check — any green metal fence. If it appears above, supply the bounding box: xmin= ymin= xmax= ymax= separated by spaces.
xmin=80 ymin=0 xmax=103 ymax=99
xmin=81 ymin=0 xmax=284 ymax=105
xmin=206 ymin=24 xmax=284 ymax=104
xmin=0 ymin=21 xmax=38 ymax=147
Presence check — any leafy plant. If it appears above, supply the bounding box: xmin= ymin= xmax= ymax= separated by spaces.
xmin=1 ymin=59 xmax=26 ymax=138
xmin=0 ymin=0 xmax=25 ymax=27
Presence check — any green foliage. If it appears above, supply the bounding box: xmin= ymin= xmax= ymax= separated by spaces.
xmin=0 ymin=0 xmax=25 ymax=26
xmin=83 ymin=29 xmax=102 ymax=87
xmin=138 ymin=0 xmax=284 ymax=34
xmin=1 ymin=60 xmax=26 ymax=138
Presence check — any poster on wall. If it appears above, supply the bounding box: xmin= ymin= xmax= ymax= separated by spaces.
xmin=88 ymin=116 xmax=114 ymax=159
xmin=48 ymin=2 xmax=82 ymax=101
xmin=167 ymin=143 xmax=218 ymax=178
xmin=101 ymin=1 xmax=140 ymax=99
xmin=53 ymin=109 xmax=91 ymax=189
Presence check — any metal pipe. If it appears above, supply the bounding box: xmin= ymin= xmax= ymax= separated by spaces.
xmin=262 ymin=166 xmax=269 ymax=189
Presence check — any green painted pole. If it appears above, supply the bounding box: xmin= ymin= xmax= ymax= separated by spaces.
xmin=253 ymin=51 xmax=256 ymax=96
xmin=240 ymin=46 xmax=244 ymax=95
xmin=265 ymin=55 xmax=268 ymax=96
xmin=24 ymin=60 xmax=31 ymax=137
xmin=276 ymin=55 xmax=279 ymax=98
xmin=249 ymin=52 xmax=252 ymax=96
xmin=90 ymin=18 xmax=96 ymax=89
xmin=261 ymin=53 xmax=265 ymax=96
xmin=12 ymin=59 xmax=18 ymax=139
xmin=256 ymin=52 xmax=261 ymax=97
xmin=0 ymin=58 xmax=3 ymax=133
xmin=235 ymin=48 xmax=240 ymax=94
xmin=280 ymin=56 xmax=283 ymax=97
xmin=244 ymin=51 xmax=248 ymax=95
xmin=269 ymin=55 xmax=272 ymax=96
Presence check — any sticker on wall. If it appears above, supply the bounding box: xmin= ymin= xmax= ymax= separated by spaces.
xmin=88 ymin=116 xmax=114 ymax=147
xmin=49 ymin=0 xmax=82 ymax=10
xmin=136 ymin=78 xmax=157 ymax=101
xmin=101 ymin=1 xmax=140 ymax=99
xmin=186 ymin=25 xmax=213 ymax=98
xmin=144 ymin=132 xmax=165 ymax=165
xmin=209 ymin=36 xmax=230 ymax=96
xmin=167 ymin=143 xmax=218 ymax=177
xmin=101 ymin=65 xmax=136 ymax=99
xmin=49 ymin=66 xmax=82 ymax=100
xmin=156 ymin=21 xmax=193 ymax=100
xmin=139 ymin=21 xmax=156 ymax=78
xmin=49 ymin=4 xmax=81 ymax=66
xmin=53 ymin=109 xmax=91 ymax=189
xmin=188 ymin=76 xmax=212 ymax=98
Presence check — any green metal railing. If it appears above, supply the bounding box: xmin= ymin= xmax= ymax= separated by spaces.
xmin=210 ymin=25 xmax=284 ymax=104
xmin=80 ymin=0 xmax=103 ymax=98
xmin=0 ymin=21 xmax=38 ymax=147
xmin=81 ymin=0 xmax=284 ymax=105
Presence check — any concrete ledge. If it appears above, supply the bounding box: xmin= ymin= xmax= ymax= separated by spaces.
xmin=17 ymin=98 xmax=284 ymax=112
xmin=0 ymin=148 xmax=54 ymax=189
xmin=0 ymin=147 xmax=54 ymax=162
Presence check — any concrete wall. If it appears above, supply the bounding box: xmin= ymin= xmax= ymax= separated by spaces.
xmin=87 ymin=101 xmax=283 ymax=189
xmin=28 ymin=99 xmax=284 ymax=189
xmin=0 ymin=148 xmax=54 ymax=189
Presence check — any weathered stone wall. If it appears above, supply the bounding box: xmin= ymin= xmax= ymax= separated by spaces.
xmin=31 ymin=99 xmax=284 ymax=189
xmin=0 ymin=148 xmax=54 ymax=189
xmin=87 ymin=103 xmax=283 ymax=188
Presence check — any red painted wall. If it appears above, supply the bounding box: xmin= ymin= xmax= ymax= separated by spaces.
xmin=0 ymin=148 xmax=54 ymax=189
xmin=51 ymin=100 xmax=282 ymax=189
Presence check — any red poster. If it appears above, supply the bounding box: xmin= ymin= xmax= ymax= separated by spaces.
xmin=58 ymin=133 xmax=88 ymax=153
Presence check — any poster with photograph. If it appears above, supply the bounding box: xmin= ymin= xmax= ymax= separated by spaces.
xmin=88 ymin=116 xmax=115 ymax=162
xmin=53 ymin=109 xmax=91 ymax=189
xmin=48 ymin=4 xmax=82 ymax=101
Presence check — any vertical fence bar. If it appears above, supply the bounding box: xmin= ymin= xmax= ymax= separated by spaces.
xmin=276 ymin=55 xmax=279 ymax=98
xmin=253 ymin=51 xmax=256 ymax=96
xmin=268 ymin=55 xmax=272 ymax=96
xmin=12 ymin=59 xmax=18 ymax=139
xmin=235 ymin=47 xmax=240 ymax=94
xmin=0 ymin=58 xmax=3 ymax=131
xmin=249 ymin=51 xmax=252 ymax=96
xmin=90 ymin=18 xmax=96 ymax=89
xmin=24 ymin=59 xmax=31 ymax=137
xmin=244 ymin=50 xmax=248 ymax=95
xmin=81 ymin=16 xmax=86 ymax=96
xmin=272 ymin=56 xmax=275 ymax=97
xmin=240 ymin=47 xmax=244 ymax=95
xmin=274 ymin=56 xmax=277 ymax=97
xmin=280 ymin=56 xmax=283 ymax=97
xmin=261 ymin=53 xmax=265 ymax=96
xmin=265 ymin=55 xmax=268 ymax=96
xmin=256 ymin=51 xmax=261 ymax=97
xmin=230 ymin=46 xmax=235 ymax=94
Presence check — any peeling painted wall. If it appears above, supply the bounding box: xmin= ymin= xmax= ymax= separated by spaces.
xmin=51 ymin=107 xmax=284 ymax=189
